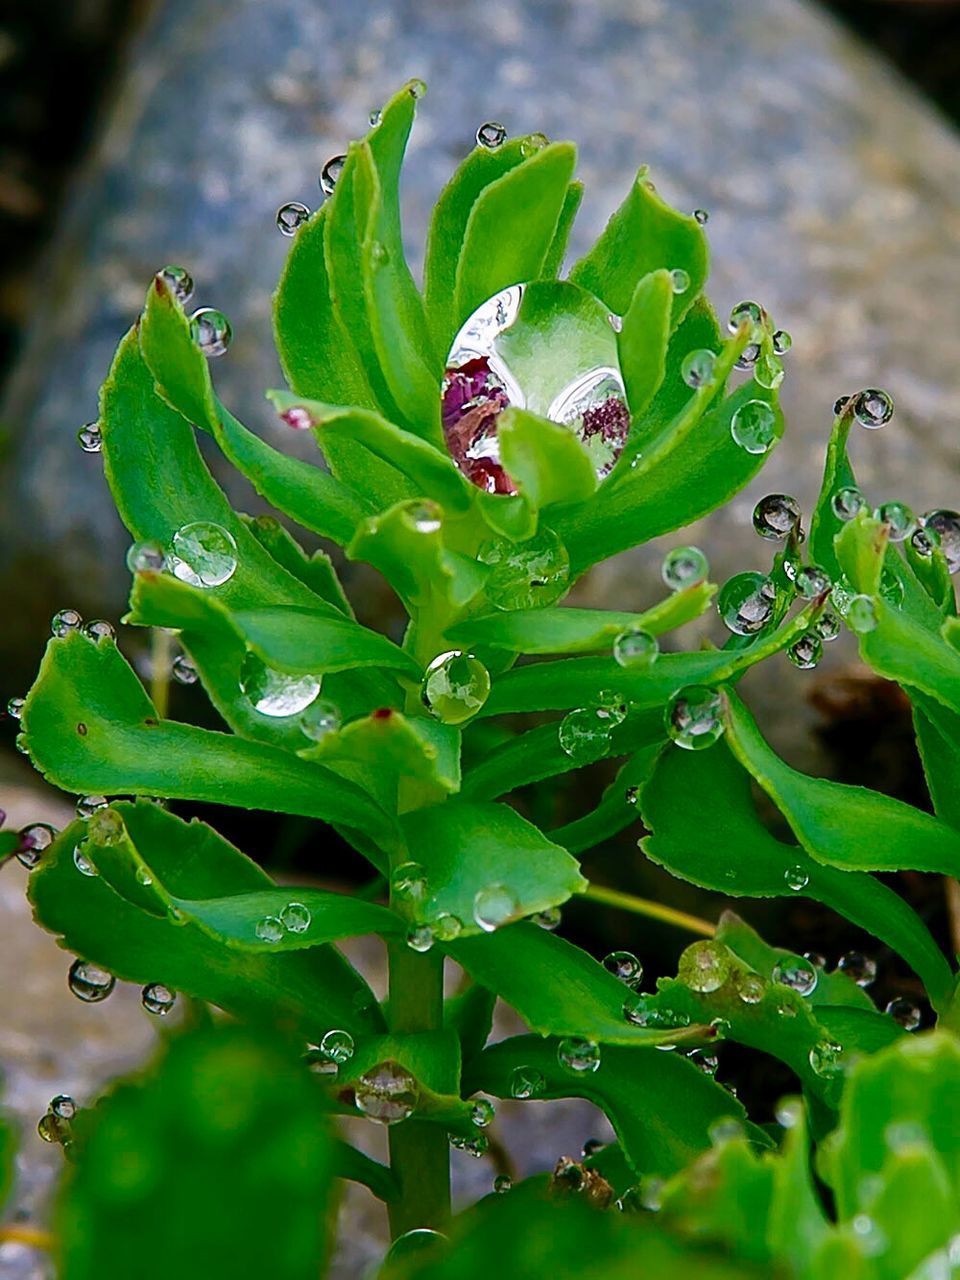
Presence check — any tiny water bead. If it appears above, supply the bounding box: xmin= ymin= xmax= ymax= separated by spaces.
xmin=693 ymin=208 xmax=709 ymax=224
xmin=558 ymin=705 xmax=616 ymax=762
xmin=189 ymin=307 xmax=232 ymax=358
xmin=77 ymin=421 xmax=102 ymax=453
xmin=875 ymin=502 xmax=915 ymax=542
xmin=481 ymin=529 xmax=570 ymax=610
xmin=557 ymin=1037 xmax=601 ymax=1074
xmin=433 ymin=912 xmax=462 ymax=942
xmin=470 ymin=1098 xmax=495 ymax=1128
xmin=172 ymin=654 xmax=198 ymax=685
xmin=531 ymin=905 xmax=562 ymax=930
xmin=84 ymin=619 xmax=115 ymax=643
xmin=420 ymin=650 xmax=490 ymax=725
xmin=240 ymin=653 xmax=321 ymax=717
xmin=784 ymin=864 xmax=809 ymax=892
xmin=922 ymin=511 xmax=960 ymax=573
xmin=613 ymin=626 xmax=658 ymax=668
xmin=299 ymin=699 xmax=340 ymax=742
xmin=728 ymin=300 xmax=764 ymax=336
xmin=392 ymin=861 xmax=428 ymax=904
xmin=76 ymin=794 xmax=107 ymax=819
xmin=171 ymin=521 xmax=238 ymax=587
xmin=319 ymin=153 xmax=346 ymax=196
xmin=320 ymin=1029 xmax=355 ymax=1065
xmin=52 ymin=608 xmax=83 ymax=637
xmin=815 ymin=610 xmax=841 ymax=642
xmin=276 ymin=201 xmax=310 ymax=235
xmin=7 ymin=696 xmax=24 ymax=719
xmin=473 ymin=883 xmax=519 ymax=932
xmin=141 ymin=983 xmax=176 ymax=1015
xmin=73 ymin=845 xmax=98 ymax=877
xmin=661 ymin=545 xmax=708 ymax=590
xmin=494 ymin=1174 xmax=513 ymax=1194
xmin=355 ymin=1060 xmax=419 ymax=1125
xmin=832 ymin=486 xmax=866 ymax=521
xmin=602 ymin=951 xmax=643 ymax=986
xmin=794 ymin=565 xmax=831 ymax=599
xmin=510 ymin=1065 xmax=546 ymax=1099
xmin=158 ymin=264 xmax=194 ymax=304
xmin=680 ymin=348 xmax=717 ymax=389
xmin=476 ymin=120 xmax=506 ymax=148
xmin=255 ymin=916 xmax=284 ymax=943
xmin=666 ymin=685 xmax=724 ymax=751
xmin=16 ymin=822 xmax=56 ymax=869
xmin=885 ymin=997 xmax=922 ymax=1031
xmin=404 ymin=500 xmax=442 ymax=534
xmin=678 ymin=940 xmax=729 ymax=993
xmin=847 ymin=594 xmax=879 ymax=634
xmin=670 ymin=268 xmax=690 ymax=295
xmin=808 ymin=1041 xmax=843 ymax=1078
xmin=753 ymin=493 xmax=801 ymax=540
xmin=68 ymin=959 xmax=116 ymax=1003
xmin=450 ymin=1133 xmax=488 ymax=1157
xmin=406 ymin=924 xmax=435 ymax=953
xmin=838 ymin=951 xmax=877 ymax=987
xmin=717 ymin=572 xmax=774 ymax=636
xmin=787 ymin=633 xmax=822 ymax=670
xmin=280 ymin=901 xmax=311 ymax=934
xmin=734 ymin=971 xmax=765 ymax=1004
xmin=772 ymin=956 xmax=817 ymax=998
xmin=731 ymin=399 xmax=776 ymax=455
xmin=853 ymin=387 xmax=894 ymax=429
xmin=87 ymin=807 xmax=125 ymax=846
xmin=126 ymin=539 xmax=166 ymax=573
xmin=772 ymin=329 xmax=792 ymax=355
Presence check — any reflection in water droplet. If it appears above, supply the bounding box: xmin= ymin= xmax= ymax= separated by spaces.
xmin=753 ymin=493 xmax=801 ymax=540
xmin=171 ymin=521 xmax=237 ymax=587
xmin=73 ymin=845 xmax=98 ymax=877
xmin=510 ymin=1065 xmax=545 ymax=1099
xmin=784 ymin=865 xmax=809 ymax=891
xmin=276 ymin=201 xmax=310 ymax=235
xmin=392 ymin=862 xmax=428 ymax=903
xmin=126 ymin=540 xmax=166 ymax=573
xmin=788 ymin=633 xmax=822 ymax=669
xmin=885 ymin=997 xmax=921 ymax=1030
xmin=678 ymin=940 xmax=729 ymax=992
xmin=255 ymin=916 xmax=284 ymax=943
xmin=78 ymin=422 xmax=102 ymax=453
xmin=471 ymin=1098 xmax=495 ymax=1128
xmin=735 ymin=971 xmax=765 ymax=1004
xmin=666 ymin=686 xmax=724 ymax=751
xmin=717 ymin=573 xmax=773 ymax=636
xmin=52 ymin=608 xmax=83 ymax=637
xmin=141 ymin=983 xmax=176 ymax=1015
xmin=731 ymin=399 xmax=776 ymax=454
xmin=172 ymin=653 xmax=198 ymax=685
xmin=189 ymin=308 xmax=232 ymax=357
xmin=808 ymin=1041 xmax=843 ymax=1077
xmin=831 ymin=486 xmax=864 ymax=521
xmin=68 ymin=959 xmax=116 ymax=1003
xmin=406 ymin=924 xmax=435 ymax=953
xmin=299 ymin=699 xmax=340 ymax=742
xmin=433 ymin=912 xmax=462 ymax=942
xmin=613 ymin=626 xmax=658 ymax=668
xmin=473 ymin=884 xmax=519 ymax=932
xmin=476 ymin=121 xmax=506 ymax=148
xmin=661 ymin=546 xmax=708 ymax=591
xmin=280 ymin=901 xmax=311 ymax=934
xmin=669 ymin=268 xmax=690 ymax=295
xmin=794 ymin=565 xmax=831 ymax=599
xmin=404 ymin=500 xmax=442 ymax=533
xmin=319 ymin=154 xmax=346 ymax=196
xmin=921 ymin=511 xmax=960 ymax=573
xmin=728 ymin=300 xmax=764 ymax=336
xmin=320 ymin=1029 xmax=355 ymax=1064
xmin=38 ymin=1112 xmax=71 ymax=1145
xmin=602 ymin=951 xmax=643 ymax=986
xmin=853 ymin=388 xmax=893 ymax=429
xmin=772 ymin=330 xmax=792 ymax=354
xmin=772 ymin=956 xmax=817 ymax=997
xmin=838 ymin=951 xmax=876 ymax=987
xmin=355 ymin=1060 xmax=418 ymax=1124
xmin=76 ymin=795 xmax=107 ymax=819
xmin=158 ymin=265 xmax=194 ymax=304
xmin=680 ymin=348 xmax=716 ymax=388
xmin=548 ymin=367 xmax=631 ymax=481
xmin=421 ymin=650 xmax=490 ymax=725
xmin=557 ymin=1037 xmax=600 ymax=1074
xmin=815 ymin=610 xmax=841 ymax=642
xmin=482 ymin=529 xmax=570 ymax=610
xmin=847 ymin=595 xmax=878 ymax=634
xmin=84 ymin=620 xmax=115 ymax=643
xmin=6 ymin=696 xmax=23 ymax=719
xmin=531 ymin=905 xmax=561 ymax=930
xmin=240 ymin=652 xmax=321 ymax=717
xmin=17 ymin=822 xmax=56 ymax=869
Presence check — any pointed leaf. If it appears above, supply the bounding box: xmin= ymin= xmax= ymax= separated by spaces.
xmin=617 ymin=269 xmax=673 ymax=419
xmin=497 ymin=407 xmax=597 ymax=510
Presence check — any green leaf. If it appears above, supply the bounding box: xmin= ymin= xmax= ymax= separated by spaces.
xmin=549 ymin=745 xmax=663 ymax=854
xmin=444 ymin=983 xmax=496 ymax=1068
xmin=497 ymin=407 xmax=597 ymax=510
xmin=640 ymin=741 xmax=954 ymax=1007
xmin=20 ymin=632 xmax=399 ymax=850
xmin=332 ymin=1030 xmax=474 ymax=1133
xmin=0 ymin=830 xmax=18 ymax=868
xmin=638 ymin=297 xmax=723 ymax=442
xmin=57 ymin=1026 xmax=334 ymax=1280
xmin=332 ymin=1140 xmax=398 ymax=1202
xmin=31 ymin=805 xmax=383 ymax=1038
xmin=241 ymin=515 xmax=352 ymax=615
xmin=468 ymin=1033 xmax=752 ymax=1179
xmin=617 ymin=269 xmax=673 ymax=420
xmin=446 ymin=923 xmax=704 ymax=1046
xmin=542 ymin=180 xmax=583 ymax=277
xmin=448 ymin=582 xmax=715 ymax=655
xmin=569 ymin=167 xmax=708 ymax=323
xmin=913 ymin=694 xmax=960 ymax=829
xmin=809 ymin=409 xmax=856 ymax=578
xmin=454 ymin=143 xmax=578 ymax=336
xmin=0 ymin=1096 xmax=14 ymax=1216
xmin=398 ymin=800 xmax=586 ymax=934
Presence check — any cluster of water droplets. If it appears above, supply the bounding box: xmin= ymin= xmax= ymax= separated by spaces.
xmin=37 ymin=1093 xmax=77 ymax=1150
xmin=254 ymin=900 xmax=312 ymax=942
xmin=558 ymin=690 xmax=628 ymax=762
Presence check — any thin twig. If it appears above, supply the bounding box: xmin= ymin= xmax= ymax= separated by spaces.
xmin=150 ymin=627 xmax=173 ymax=718
xmin=579 ymin=883 xmax=716 ymax=937
xmin=0 ymin=1225 xmax=54 ymax=1251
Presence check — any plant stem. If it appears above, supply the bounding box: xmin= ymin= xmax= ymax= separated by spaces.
xmin=386 ymin=940 xmax=451 ymax=1238
xmin=0 ymin=1225 xmax=53 ymax=1250
xmin=580 ymin=883 xmax=716 ymax=936
xmin=150 ymin=627 xmax=173 ymax=718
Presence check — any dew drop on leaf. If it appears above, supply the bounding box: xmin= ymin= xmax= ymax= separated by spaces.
xmin=558 ymin=706 xmax=612 ymax=762
xmin=680 ymin=348 xmax=717 ymax=388
xmin=921 ymin=511 xmax=960 ymax=572
xmin=531 ymin=906 xmax=561 ymax=931
xmin=717 ymin=572 xmax=774 ymax=636
xmin=885 ymin=997 xmax=921 ymax=1031
xmin=6 ymin=696 xmax=23 ymax=720
xmin=661 ymin=545 xmax=708 ymax=591
xmin=84 ymin=619 xmax=115 ymax=642
xmin=602 ymin=951 xmax=643 ymax=987
xmin=752 ymin=493 xmax=800 ymax=540
xmin=557 ymin=1037 xmax=600 ymax=1074
xmin=473 ymin=883 xmax=519 ymax=932
xmin=172 ymin=653 xmax=198 ymax=685
xmin=831 ymin=486 xmax=865 ymax=521
xmin=482 ymin=529 xmax=570 ymax=610
xmin=837 ymin=951 xmax=877 ymax=987
xmin=847 ymin=595 xmax=879 ymax=634
xmin=678 ymin=940 xmax=729 ymax=993
xmin=392 ymin=861 xmax=428 ymax=904
xmin=73 ymin=845 xmax=98 ymax=877
xmin=734 ymin=971 xmax=765 ymax=1004
xmin=420 ymin=650 xmax=490 ymax=725
xmin=319 ymin=153 xmax=346 ymax=196
xmin=126 ymin=540 xmax=166 ymax=573
xmin=693 ymin=208 xmax=709 ymax=225
xmin=613 ymin=626 xmax=658 ymax=667
xmin=51 ymin=608 xmax=83 ymax=637
xmin=494 ymin=1174 xmax=513 ymax=1193
xmin=728 ymin=300 xmax=764 ymax=336
xmin=784 ymin=864 xmax=809 ymax=892
xmin=157 ymin=264 xmax=193 ymax=304
xmin=808 ymin=1040 xmax=843 ymax=1077
xmin=255 ymin=916 xmax=284 ymax=943
xmin=355 ymin=1060 xmax=419 ymax=1125
xmin=476 ymin=120 xmax=506 ymax=148
xmin=77 ymin=422 xmax=102 ymax=453
xmin=299 ymin=699 xmax=340 ymax=742
xmin=875 ymin=502 xmax=915 ymax=542
xmin=406 ymin=924 xmax=435 ymax=953
xmin=510 ymin=1066 xmax=545 ymax=1099
xmin=853 ymin=388 xmax=893 ymax=429
xmin=68 ymin=959 xmax=116 ymax=1003
xmin=141 ymin=983 xmax=176 ymax=1015
xmin=794 ymin=565 xmax=831 ymax=599
xmin=171 ymin=521 xmax=238 ymax=588
xmin=16 ymin=822 xmax=56 ymax=869
xmin=772 ymin=956 xmax=817 ymax=997
xmin=669 ymin=268 xmax=690 ymax=294
xmin=665 ymin=685 xmax=724 ymax=751
xmin=320 ymin=1029 xmax=354 ymax=1064
xmin=787 ymin=632 xmax=822 ymax=669
xmin=730 ymin=399 xmax=776 ymax=454
xmin=276 ymin=201 xmax=310 ymax=235
xmin=189 ymin=307 xmax=232 ymax=358
xmin=240 ymin=653 xmax=321 ymax=717
xmin=470 ymin=1098 xmax=495 ymax=1128
xmin=280 ymin=901 xmax=311 ymax=934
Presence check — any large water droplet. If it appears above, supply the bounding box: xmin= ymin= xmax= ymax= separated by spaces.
xmin=38 ymin=1112 xmax=72 ymax=1146
xmin=77 ymin=422 xmax=102 ymax=453
xmin=680 ymin=348 xmax=717 ymax=388
xmin=76 ymin=795 xmax=107 ymax=819
xmin=84 ymin=620 xmax=115 ymax=643
xmin=557 ymin=1037 xmax=600 ymax=1074
xmin=847 ymin=595 xmax=878 ymax=634
xmin=276 ymin=201 xmax=310 ymax=235
xmin=126 ymin=540 xmax=166 ymax=573
xmin=787 ymin=633 xmax=822 ymax=670
xmin=255 ymin=916 xmax=284 ymax=943
xmin=558 ymin=705 xmax=614 ymax=762
xmin=602 ymin=951 xmax=643 ymax=986
xmin=319 ymin=154 xmax=346 ymax=196
xmin=68 ymin=959 xmax=116 ymax=1003
xmin=481 ymin=528 xmax=570 ymax=609
xmin=320 ymin=1029 xmax=355 ymax=1064
xmin=661 ymin=545 xmax=708 ymax=591
xmin=510 ymin=1065 xmax=545 ymax=1099
xmin=728 ymin=300 xmax=764 ymax=336
xmin=355 ymin=1060 xmax=419 ymax=1124
xmin=838 ymin=951 xmax=876 ymax=987
xmin=158 ymin=265 xmax=194 ymax=304
xmin=717 ymin=572 xmax=774 ymax=636
xmin=885 ymin=997 xmax=921 ymax=1031
xmin=613 ymin=626 xmax=658 ymax=667
xmin=875 ymin=502 xmax=915 ymax=542
xmin=730 ymin=399 xmax=776 ymax=454
xmin=753 ymin=494 xmax=801 ymax=541
xmin=666 ymin=685 xmax=724 ymax=750
xmin=921 ymin=511 xmax=960 ymax=573
xmin=280 ymin=901 xmax=311 ymax=934
xmin=476 ymin=121 xmax=506 ymax=148
xmin=678 ymin=940 xmax=729 ymax=992
xmin=16 ymin=822 xmax=55 ymax=869
xmin=406 ymin=924 xmax=435 ymax=953
xmin=808 ymin=1040 xmax=843 ymax=1077
xmin=473 ymin=884 xmax=519 ymax=932
xmin=421 ymin=650 xmax=490 ymax=724
xmin=189 ymin=308 xmax=232 ymax=357
xmin=831 ymin=486 xmax=865 ymax=521
xmin=171 ymin=521 xmax=237 ymax=587
xmin=52 ymin=608 xmax=83 ymax=637
xmin=853 ymin=388 xmax=893 ymax=429
xmin=87 ymin=807 xmax=125 ymax=846
xmin=240 ymin=653 xmax=321 ymax=717
xmin=141 ymin=983 xmax=176 ymax=1015
xmin=392 ymin=861 xmax=428 ymax=904
xmin=772 ymin=956 xmax=817 ymax=997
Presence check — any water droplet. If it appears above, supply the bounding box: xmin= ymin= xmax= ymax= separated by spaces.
xmin=678 ymin=939 xmax=729 ymax=992
xmin=494 ymin=1173 xmax=513 ymax=1193
xmin=403 ymin=500 xmax=442 ymax=534
xmin=126 ymin=540 xmax=166 ymax=573
xmin=911 ymin=528 xmax=936 ymax=557
xmin=885 ymin=997 xmax=921 ymax=1030
xmin=735 ymin=971 xmax=765 ymax=1004
xmin=669 ymin=268 xmax=690 ymax=294
xmin=407 ymin=78 xmax=426 ymax=99
xmin=298 ymin=698 xmax=340 ymax=743
xmin=838 ymin=951 xmax=876 ymax=987
xmin=510 ymin=1066 xmax=545 ymax=1099
xmin=240 ymin=653 xmax=321 ymax=717
xmin=52 ymin=608 xmax=83 ymax=637
xmin=815 ymin=610 xmax=841 ymax=642
xmin=135 ymin=865 xmax=154 ymax=886
xmin=158 ymin=265 xmax=194 ymax=304
xmin=392 ymin=862 xmax=428 ymax=904
xmin=717 ymin=572 xmax=774 ymax=636
xmin=450 ymin=1132 xmax=488 ymax=1156
xmin=612 ymin=626 xmax=658 ymax=668
xmin=276 ymin=201 xmax=310 ymax=235
xmin=831 ymin=486 xmax=865 ymax=521
xmin=680 ymin=348 xmax=717 ymax=388
xmin=784 ymin=864 xmax=809 ymax=891
xmin=473 ymin=884 xmax=519 ymax=932
xmin=6 ymin=696 xmax=24 ymax=720
xmin=320 ymin=1029 xmax=355 ymax=1064
xmin=847 ymin=594 xmax=878 ymax=634
xmin=794 ymin=565 xmax=831 ymax=599
xmin=171 ymin=521 xmax=237 ymax=587
xmin=141 ymin=983 xmax=176 ymax=1015
xmin=708 ymin=1117 xmax=745 ymax=1146
xmin=548 ymin=367 xmax=631 ymax=480
xmin=602 ymin=951 xmax=643 ymax=986
xmin=433 ymin=912 xmax=462 ymax=942
xmin=772 ymin=956 xmax=817 ymax=997
xmin=481 ymin=529 xmax=571 ymax=610
xmin=50 ymin=1094 xmax=76 ymax=1121
xmin=78 ymin=422 xmax=102 ymax=453
xmin=406 ymin=924 xmax=435 ymax=953
xmin=735 ymin=342 xmax=760 ymax=370
xmin=319 ymin=154 xmax=346 ymax=196
xmin=731 ymin=399 xmax=776 ymax=454
xmin=875 ymin=502 xmax=915 ymax=542
xmin=68 ymin=959 xmax=116 ymax=1003
xmin=87 ymin=807 xmax=124 ymax=846
xmin=666 ymin=685 xmax=724 ymax=751
xmin=189 ymin=308 xmax=232 ymax=358
xmin=788 ymin=633 xmax=822 ymax=669
xmin=557 ymin=1037 xmax=600 ymax=1074
xmin=753 ymin=494 xmax=801 ymax=540
xmin=73 ymin=845 xmax=98 ymax=877
xmin=470 ymin=1098 xmax=495 ymax=1128
xmin=172 ymin=653 xmax=198 ymax=685
xmin=853 ymin=388 xmax=893 ymax=429
xmin=661 ymin=545 xmax=708 ymax=590
xmin=84 ymin=620 xmax=116 ymax=645
xmin=280 ymin=901 xmax=311 ymax=934
xmin=921 ymin=511 xmax=960 ymax=573
xmin=368 ymin=108 xmax=382 ymax=127
xmin=76 ymin=795 xmax=107 ymax=819
xmin=728 ymin=300 xmax=764 ymax=336
xmin=808 ymin=1040 xmax=843 ymax=1077
xmin=38 ymin=1112 xmax=71 ymax=1145
xmin=520 ymin=131 xmax=548 ymax=157
xmin=16 ymin=822 xmax=55 ymax=868
xmin=624 ymin=786 xmax=639 ymax=806
xmin=255 ymin=916 xmax=284 ymax=943
xmin=558 ymin=705 xmax=613 ymax=762
xmin=772 ymin=329 xmax=792 ymax=354
xmin=693 ymin=208 xmax=709 ymax=225
xmin=421 ymin=650 xmax=490 ymax=725
xmin=531 ymin=906 xmax=561 ymax=930
xmin=476 ymin=120 xmax=506 ymax=148
xmin=355 ymin=1060 xmax=418 ymax=1124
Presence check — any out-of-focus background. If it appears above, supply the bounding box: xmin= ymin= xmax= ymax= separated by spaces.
xmin=1 ymin=0 xmax=959 ymax=1274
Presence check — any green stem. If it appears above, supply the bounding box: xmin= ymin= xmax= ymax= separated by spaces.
xmin=386 ymin=940 xmax=451 ymax=1237
xmin=150 ymin=627 xmax=173 ymax=718
xmin=580 ymin=882 xmax=716 ymax=936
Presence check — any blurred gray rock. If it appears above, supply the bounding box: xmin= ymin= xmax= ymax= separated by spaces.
xmin=3 ymin=0 xmax=960 ymax=730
